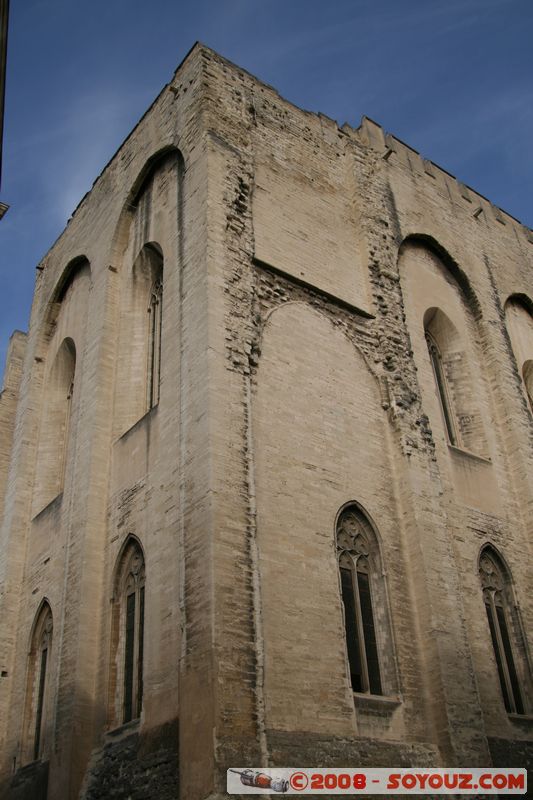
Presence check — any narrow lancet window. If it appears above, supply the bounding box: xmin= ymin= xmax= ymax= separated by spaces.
xmin=426 ymin=331 xmax=458 ymax=446
xmin=147 ymin=276 xmax=163 ymax=409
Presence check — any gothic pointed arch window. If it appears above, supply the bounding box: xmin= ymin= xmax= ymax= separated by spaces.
xmin=110 ymin=538 xmax=146 ymax=726
xmin=23 ymin=602 xmax=53 ymax=762
xmin=479 ymin=547 xmax=528 ymax=715
xmin=336 ymin=504 xmax=395 ymax=696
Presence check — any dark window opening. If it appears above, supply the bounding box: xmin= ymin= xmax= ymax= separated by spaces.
xmin=123 ymin=592 xmax=136 ymax=723
xmin=147 ymin=278 xmax=163 ymax=409
xmin=340 ymin=566 xmax=363 ymax=692
xmin=485 ymin=598 xmax=524 ymax=714
xmin=33 ymin=648 xmax=48 ymax=760
xmin=137 ymin=586 xmax=145 ymax=719
xmin=357 ymin=570 xmax=382 ymax=695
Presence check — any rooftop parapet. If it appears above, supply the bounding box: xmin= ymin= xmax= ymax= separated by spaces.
xmin=357 ymin=115 xmax=533 ymax=245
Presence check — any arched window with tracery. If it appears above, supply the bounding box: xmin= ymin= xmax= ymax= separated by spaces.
xmin=336 ymin=504 xmax=393 ymax=696
xmin=23 ymin=602 xmax=53 ymax=762
xmin=479 ymin=547 xmax=527 ymax=715
xmin=109 ymin=538 xmax=146 ymax=726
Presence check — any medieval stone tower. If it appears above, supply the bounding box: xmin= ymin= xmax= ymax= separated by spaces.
xmin=0 ymin=43 xmax=532 ymax=800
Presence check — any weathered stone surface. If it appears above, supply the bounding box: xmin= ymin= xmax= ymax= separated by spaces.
xmin=81 ymin=723 xmax=179 ymax=800
xmin=6 ymin=760 xmax=49 ymax=800
xmin=487 ymin=736 xmax=533 ymax=771
xmin=0 ymin=43 xmax=531 ymax=800
xmin=267 ymin=730 xmax=439 ymax=768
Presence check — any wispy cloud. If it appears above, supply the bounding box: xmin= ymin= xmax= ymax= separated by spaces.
xmin=5 ymin=80 xmax=155 ymax=229
xmin=40 ymin=86 xmax=153 ymax=223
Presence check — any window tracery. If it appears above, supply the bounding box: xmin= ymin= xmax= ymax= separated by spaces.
xmin=479 ymin=549 xmax=525 ymax=715
xmin=110 ymin=539 xmax=146 ymax=726
xmin=23 ymin=603 xmax=53 ymax=762
xmin=336 ymin=506 xmax=383 ymax=695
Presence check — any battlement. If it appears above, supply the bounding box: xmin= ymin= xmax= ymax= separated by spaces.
xmin=356 ymin=115 xmax=533 ymax=245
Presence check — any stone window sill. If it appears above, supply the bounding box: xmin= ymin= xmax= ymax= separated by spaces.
xmin=17 ymin=757 xmax=48 ymax=769
xmin=353 ymin=693 xmax=402 ymax=711
xmin=31 ymin=492 xmax=63 ymax=522
xmin=448 ymin=444 xmax=492 ymax=464
xmin=105 ymin=718 xmax=140 ymax=740
xmin=508 ymin=712 xmax=533 ymax=725
xmin=117 ymin=404 xmax=158 ymax=443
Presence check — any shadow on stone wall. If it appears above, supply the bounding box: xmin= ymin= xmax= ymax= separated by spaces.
xmin=1 ymin=714 xmax=179 ymax=800
xmin=81 ymin=719 xmax=179 ymax=800
xmin=5 ymin=759 xmax=49 ymax=800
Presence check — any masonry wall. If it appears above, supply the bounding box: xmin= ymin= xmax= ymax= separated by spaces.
xmin=0 ymin=44 xmax=532 ymax=800
xmin=0 ymin=331 xmax=26 ymax=521
xmin=0 ymin=45 xmax=211 ymax=800
xmin=199 ymin=46 xmax=533 ymax=785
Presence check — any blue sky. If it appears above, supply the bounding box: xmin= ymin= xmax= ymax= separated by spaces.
xmin=1 ymin=0 xmax=532 ymax=373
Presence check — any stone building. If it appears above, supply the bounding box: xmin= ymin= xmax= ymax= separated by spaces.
xmin=0 ymin=43 xmax=532 ymax=800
